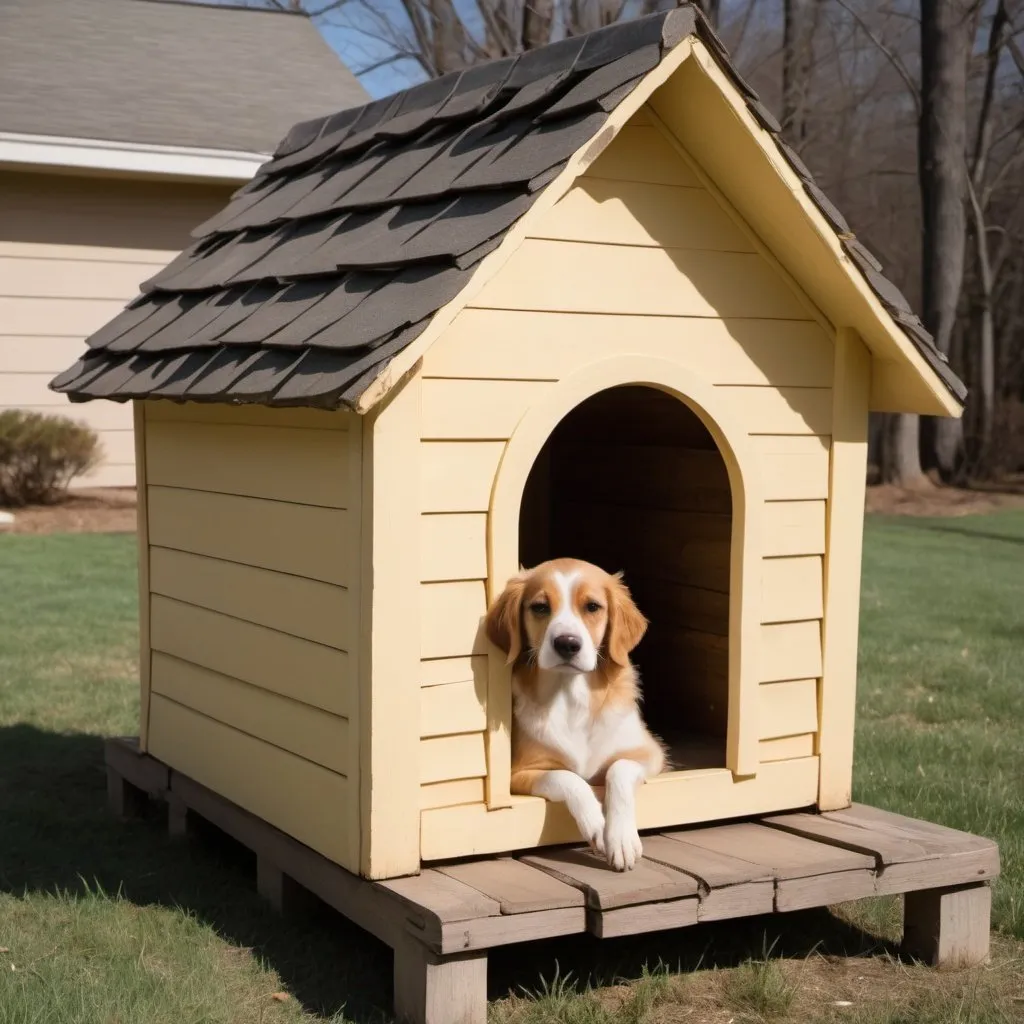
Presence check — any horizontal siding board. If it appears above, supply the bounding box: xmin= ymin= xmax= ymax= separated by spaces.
xmin=470 ymin=239 xmax=810 ymax=320
xmin=145 ymin=400 xmax=350 ymax=430
xmin=536 ymin=178 xmax=754 ymax=251
xmin=0 ymin=296 xmax=127 ymax=336
xmin=421 ymin=678 xmax=488 ymax=738
xmin=0 ymin=240 xmax=171 ymax=263
xmin=719 ymin=386 xmax=832 ymax=435
xmin=420 ymin=778 xmax=486 ymax=810
xmin=761 ymin=555 xmax=823 ymax=623
xmin=424 ymin=310 xmax=833 ymax=388
xmin=147 ymin=486 xmax=354 ymax=586
xmin=2 ymin=400 xmax=134 ymax=431
xmin=146 ymin=419 xmax=350 ymax=507
xmin=420 ymin=514 xmax=488 ymax=582
xmin=149 ymin=546 xmax=353 ymax=650
xmin=759 ymin=679 xmax=819 ymax=739
xmin=762 ymin=500 xmax=826 ymax=555
xmin=151 ymin=652 xmax=351 ymax=775
xmin=759 ymin=734 xmax=815 ymax=762
xmin=420 ymin=378 xmax=545 ymax=440
xmin=753 ymin=436 xmax=830 ymax=500
xmin=148 ymin=694 xmax=351 ymax=867
xmin=420 ymin=581 xmax=488 ymax=659
xmin=420 ymin=733 xmax=487 ymax=784
xmin=583 ymin=125 xmax=702 ymax=186
xmin=0 ymin=256 xmax=151 ymax=300
xmin=419 ymin=441 xmax=505 ymax=513
xmin=759 ymin=621 xmax=823 ymax=683
xmin=420 ymin=655 xmax=488 ymax=689
xmin=150 ymin=594 xmax=352 ymax=717
xmin=0 ymin=337 xmax=100 ymax=374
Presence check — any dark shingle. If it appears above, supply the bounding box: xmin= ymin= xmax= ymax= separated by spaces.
xmin=51 ymin=5 xmax=965 ymax=411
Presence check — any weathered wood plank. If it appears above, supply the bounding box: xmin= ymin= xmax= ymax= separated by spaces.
xmin=380 ymin=870 xmax=500 ymax=933
xmin=521 ymin=847 xmax=699 ymax=910
xmin=393 ymin=936 xmax=488 ymax=1024
xmin=903 ymin=884 xmax=993 ymax=967
xmin=591 ymin=897 xmax=700 ymax=938
xmin=439 ymin=858 xmax=584 ymax=914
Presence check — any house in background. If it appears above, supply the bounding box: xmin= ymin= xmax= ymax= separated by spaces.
xmin=0 ymin=0 xmax=366 ymax=487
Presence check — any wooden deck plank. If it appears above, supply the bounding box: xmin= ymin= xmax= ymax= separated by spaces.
xmin=763 ymin=812 xmax=931 ymax=865
xmin=438 ymin=858 xmax=584 ymax=915
xmin=823 ymin=804 xmax=996 ymax=854
xmin=105 ymin=736 xmax=169 ymax=796
xmin=671 ymin=822 xmax=875 ymax=879
xmin=642 ymin=834 xmax=775 ymax=921
xmin=436 ymin=908 xmax=586 ymax=955
xmin=591 ymin=897 xmax=699 ymax=938
xmin=379 ymin=871 xmax=500 ymax=928
xmin=521 ymin=847 xmax=699 ymax=910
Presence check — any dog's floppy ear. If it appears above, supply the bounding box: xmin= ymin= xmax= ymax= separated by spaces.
xmin=606 ymin=572 xmax=648 ymax=667
xmin=485 ymin=571 xmax=527 ymax=665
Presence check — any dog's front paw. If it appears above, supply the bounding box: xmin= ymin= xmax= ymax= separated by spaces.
xmin=604 ymin=819 xmax=643 ymax=871
xmin=579 ymin=806 xmax=606 ymax=855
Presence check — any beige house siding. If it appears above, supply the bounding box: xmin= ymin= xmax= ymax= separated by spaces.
xmin=0 ymin=171 xmax=231 ymax=486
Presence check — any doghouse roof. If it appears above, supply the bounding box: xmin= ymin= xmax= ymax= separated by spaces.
xmin=51 ymin=7 xmax=966 ymax=415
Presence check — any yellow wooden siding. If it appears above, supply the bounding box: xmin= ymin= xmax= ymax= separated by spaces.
xmin=420 ymin=655 xmax=488 ymax=688
xmin=142 ymin=403 xmax=361 ymax=867
xmin=758 ymin=679 xmax=819 ymax=739
xmin=421 ymin=379 xmax=547 ymax=439
xmin=145 ymin=419 xmax=352 ymax=506
xmin=147 ymin=486 xmax=354 ymax=586
xmin=762 ymin=500 xmax=827 ymax=555
xmin=150 ymin=595 xmax=353 ymax=716
xmin=760 ymin=621 xmax=823 ymax=683
xmin=420 ymin=514 xmax=488 ymax=582
xmin=420 ymin=581 xmax=488 ymax=660
xmin=0 ymin=171 xmax=229 ymax=486
xmin=583 ymin=124 xmax=703 ymax=186
xmin=420 ymin=778 xmax=486 ymax=810
xmin=149 ymin=546 xmax=354 ymax=651
xmin=424 ymin=310 xmax=833 ymax=388
xmin=421 ymin=678 xmax=487 ymax=738
xmin=420 ymin=733 xmax=487 ymax=785
xmin=759 ymin=734 xmax=816 ymax=762
xmin=151 ymin=652 xmax=351 ymax=775
xmin=419 ymin=441 xmax=505 ymax=513
xmin=148 ymin=694 xmax=354 ymax=868
xmin=761 ymin=556 xmax=824 ymax=623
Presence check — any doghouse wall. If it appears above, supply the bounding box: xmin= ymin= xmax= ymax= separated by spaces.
xmin=136 ymin=400 xmax=360 ymax=870
xmin=414 ymin=102 xmax=833 ymax=862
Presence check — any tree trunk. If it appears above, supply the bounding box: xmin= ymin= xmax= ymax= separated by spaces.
xmin=881 ymin=414 xmax=926 ymax=485
xmin=522 ymin=0 xmax=555 ymax=51
xmin=782 ymin=0 xmax=819 ymax=144
xmin=919 ymin=0 xmax=972 ymax=478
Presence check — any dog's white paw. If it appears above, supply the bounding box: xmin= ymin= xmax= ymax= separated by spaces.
xmin=579 ymin=806 xmax=606 ymax=855
xmin=603 ymin=819 xmax=642 ymax=871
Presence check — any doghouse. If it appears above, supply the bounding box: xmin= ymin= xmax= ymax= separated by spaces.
xmin=52 ymin=7 xmax=965 ymax=882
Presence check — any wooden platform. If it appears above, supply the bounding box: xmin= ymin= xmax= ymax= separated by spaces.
xmin=106 ymin=737 xmax=999 ymax=1024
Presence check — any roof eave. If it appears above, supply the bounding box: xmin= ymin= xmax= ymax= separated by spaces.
xmin=0 ymin=131 xmax=268 ymax=184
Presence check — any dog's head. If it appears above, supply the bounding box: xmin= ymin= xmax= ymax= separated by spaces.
xmin=485 ymin=558 xmax=647 ymax=674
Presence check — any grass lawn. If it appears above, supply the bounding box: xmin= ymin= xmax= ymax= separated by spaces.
xmin=1 ymin=515 xmax=1022 ymax=1023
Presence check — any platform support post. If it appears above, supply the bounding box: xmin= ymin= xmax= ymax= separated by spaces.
xmin=903 ymin=883 xmax=992 ymax=967
xmin=166 ymin=793 xmax=191 ymax=838
xmin=256 ymin=857 xmax=319 ymax=918
xmin=393 ymin=933 xmax=487 ymax=1024
xmin=106 ymin=766 xmax=147 ymax=819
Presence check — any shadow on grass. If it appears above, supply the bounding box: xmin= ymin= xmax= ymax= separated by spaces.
xmin=0 ymin=724 xmax=900 ymax=1021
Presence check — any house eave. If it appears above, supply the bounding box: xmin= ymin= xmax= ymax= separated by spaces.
xmin=0 ymin=131 xmax=267 ymax=183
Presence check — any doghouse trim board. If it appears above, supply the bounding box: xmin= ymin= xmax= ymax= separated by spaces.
xmin=106 ymin=738 xmax=999 ymax=1024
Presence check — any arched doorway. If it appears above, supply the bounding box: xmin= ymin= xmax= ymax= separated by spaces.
xmin=518 ymin=385 xmax=732 ymax=771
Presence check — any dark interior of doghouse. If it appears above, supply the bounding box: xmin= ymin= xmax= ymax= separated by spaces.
xmin=518 ymin=385 xmax=732 ymax=772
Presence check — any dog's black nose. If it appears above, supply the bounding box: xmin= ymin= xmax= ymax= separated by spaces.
xmin=552 ymin=633 xmax=583 ymax=659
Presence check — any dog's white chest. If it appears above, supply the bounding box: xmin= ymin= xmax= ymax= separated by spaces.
xmin=515 ymin=675 xmax=643 ymax=781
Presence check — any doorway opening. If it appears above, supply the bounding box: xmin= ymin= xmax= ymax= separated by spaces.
xmin=518 ymin=385 xmax=733 ymax=771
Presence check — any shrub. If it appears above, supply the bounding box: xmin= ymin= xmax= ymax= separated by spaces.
xmin=0 ymin=409 xmax=101 ymax=507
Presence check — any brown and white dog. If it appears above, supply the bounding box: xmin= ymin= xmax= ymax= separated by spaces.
xmin=485 ymin=558 xmax=666 ymax=871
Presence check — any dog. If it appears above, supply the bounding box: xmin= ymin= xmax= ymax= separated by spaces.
xmin=485 ymin=558 xmax=666 ymax=871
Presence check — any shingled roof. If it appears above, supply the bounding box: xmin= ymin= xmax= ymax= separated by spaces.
xmin=51 ymin=6 xmax=966 ymax=411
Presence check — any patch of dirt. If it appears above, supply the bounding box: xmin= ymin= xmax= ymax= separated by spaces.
xmin=866 ymin=483 xmax=1024 ymax=517
xmin=5 ymin=488 xmax=138 ymax=535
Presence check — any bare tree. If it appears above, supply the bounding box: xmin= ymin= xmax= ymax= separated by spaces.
xmin=782 ymin=0 xmax=822 ymax=144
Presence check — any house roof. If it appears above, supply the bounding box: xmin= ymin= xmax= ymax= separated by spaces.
xmin=0 ymin=0 xmax=366 ymax=155
xmin=51 ymin=6 xmax=966 ymax=413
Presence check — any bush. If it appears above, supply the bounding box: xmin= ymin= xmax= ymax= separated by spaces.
xmin=0 ymin=409 xmax=101 ymax=507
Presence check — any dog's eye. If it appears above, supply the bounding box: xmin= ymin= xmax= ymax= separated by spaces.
xmin=529 ymin=601 xmax=550 ymax=616
xmin=584 ymin=600 xmax=603 ymax=614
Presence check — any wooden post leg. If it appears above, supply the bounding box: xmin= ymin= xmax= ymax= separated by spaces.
xmin=107 ymin=766 xmax=147 ymax=819
xmin=903 ymin=883 xmax=992 ymax=967
xmin=167 ymin=794 xmax=191 ymax=839
xmin=393 ymin=933 xmax=487 ymax=1024
xmin=256 ymin=856 xmax=318 ymax=918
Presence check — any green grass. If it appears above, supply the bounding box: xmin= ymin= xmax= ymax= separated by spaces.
xmin=1 ymin=514 xmax=1023 ymax=1023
